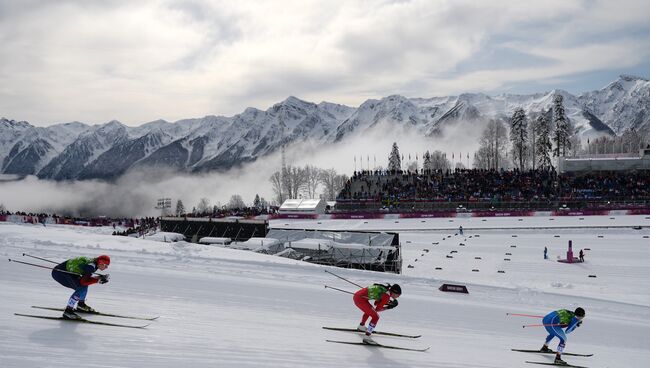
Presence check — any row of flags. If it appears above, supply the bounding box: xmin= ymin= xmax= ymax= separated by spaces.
xmin=353 ymin=152 xmax=471 ymax=162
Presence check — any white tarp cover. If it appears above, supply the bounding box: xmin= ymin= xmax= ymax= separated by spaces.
xmin=199 ymin=237 xmax=232 ymax=245
xmin=269 ymin=229 xmax=396 ymax=264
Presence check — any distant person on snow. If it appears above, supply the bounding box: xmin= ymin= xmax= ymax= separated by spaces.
xmin=544 ymin=246 xmax=548 ymax=260
xmin=458 ymin=226 xmax=463 ymax=235
xmin=579 ymin=249 xmax=584 ymax=262
xmin=539 ymin=307 xmax=585 ymax=365
xmin=354 ymin=283 xmax=401 ymax=345
xmin=51 ymin=255 xmax=111 ymax=320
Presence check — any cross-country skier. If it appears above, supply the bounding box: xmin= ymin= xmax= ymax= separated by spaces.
xmin=51 ymin=255 xmax=111 ymax=319
xmin=539 ymin=307 xmax=585 ymax=365
xmin=354 ymin=283 xmax=401 ymax=344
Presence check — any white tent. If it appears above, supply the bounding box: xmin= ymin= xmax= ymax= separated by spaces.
xmin=279 ymin=198 xmax=327 ymax=214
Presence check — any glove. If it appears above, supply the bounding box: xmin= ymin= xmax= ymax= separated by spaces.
xmin=98 ymin=274 xmax=110 ymax=284
xmin=576 ymin=321 xmax=582 ymax=327
xmin=384 ymin=299 xmax=398 ymax=310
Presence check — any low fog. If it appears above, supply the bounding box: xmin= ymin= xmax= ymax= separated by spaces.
xmin=0 ymin=123 xmax=480 ymax=217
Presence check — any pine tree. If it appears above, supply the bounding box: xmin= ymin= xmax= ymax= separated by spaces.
xmin=253 ymin=194 xmax=261 ymax=209
xmin=175 ymin=200 xmax=185 ymax=216
xmin=388 ymin=142 xmax=401 ymax=171
xmin=509 ymin=108 xmax=528 ymax=170
xmin=552 ymin=94 xmax=571 ymax=157
xmin=535 ymin=112 xmax=553 ymax=170
xmin=422 ymin=151 xmax=432 ymax=171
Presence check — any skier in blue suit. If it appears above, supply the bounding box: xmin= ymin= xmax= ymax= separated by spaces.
xmin=539 ymin=307 xmax=585 ymax=365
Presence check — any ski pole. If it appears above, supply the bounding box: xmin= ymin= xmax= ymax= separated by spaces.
xmin=324 ymin=269 xmax=362 ymax=288
xmin=324 ymin=285 xmax=369 ymax=299
xmin=507 ymin=313 xmax=544 ymax=318
xmin=8 ymin=258 xmax=82 ymax=276
xmin=324 ymin=285 xmax=354 ymax=295
xmin=522 ymin=323 xmax=565 ymax=328
xmin=22 ymin=253 xmax=58 ymax=264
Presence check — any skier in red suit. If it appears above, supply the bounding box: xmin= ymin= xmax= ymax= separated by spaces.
xmin=354 ymin=283 xmax=401 ymax=344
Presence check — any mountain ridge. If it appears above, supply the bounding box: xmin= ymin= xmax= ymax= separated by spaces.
xmin=1 ymin=75 xmax=648 ymax=180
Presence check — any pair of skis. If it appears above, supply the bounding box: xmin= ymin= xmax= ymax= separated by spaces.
xmin=323 ymin=326 xmax=429 ymax=352
xmin=15 ymin=306 xmax=158 ymax=329
xmin=513 ymin=348 xmax=593 ymax=368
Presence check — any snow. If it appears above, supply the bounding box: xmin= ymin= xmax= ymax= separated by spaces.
xmin=1 ymin=215 xmax=649 ymax=368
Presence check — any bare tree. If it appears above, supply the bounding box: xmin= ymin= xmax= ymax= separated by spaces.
xmin=227 ymin=194 xmax=246 ymax=209
xmin=302 ymin=165 xmax=322 ymax=199
xmin=429 ymin=150 xmax=451 ymax=171
xmin=475 ymin=119 xmax=508 ymax=169
xmin=283 ymin=165 xmax=308 ymax=199
xmin=196 ymin=198 xmax=210 ymax=214
xmin=269 ymin=171 xmax=284 ymax=204
xmin=320 ymin=168 xmax=349 ymax=201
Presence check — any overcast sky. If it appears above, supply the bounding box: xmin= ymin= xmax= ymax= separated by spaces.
xmin=1 ymin=0 xmax=649 ymax=127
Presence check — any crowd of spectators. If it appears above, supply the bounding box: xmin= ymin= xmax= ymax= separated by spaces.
xmin=112 ymin=217 xmax=159 ymax=237
xmin=186 ymin=206 xmax=277 ymax=219
xmin=338 ymin=168 xmax=650 ymax=208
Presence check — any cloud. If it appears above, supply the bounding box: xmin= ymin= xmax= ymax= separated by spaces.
xmin=0 ymin=0 xmax=648 ymax=125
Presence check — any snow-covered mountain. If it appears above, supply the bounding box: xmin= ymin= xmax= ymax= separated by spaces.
xmin=1 ymin=75 xmax=648 ymax=180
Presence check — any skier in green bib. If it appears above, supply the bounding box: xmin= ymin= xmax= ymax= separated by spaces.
xmin=51 ymin=255 xmax=110 ymax=319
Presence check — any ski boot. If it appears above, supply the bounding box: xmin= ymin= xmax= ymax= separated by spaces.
xmin=76 ymin=301 xmax=96 ymax=313
xmin=554 ymin=355 xmax=568 ymax=366
xmin=356 ymin=324 xmax=367 ymax=332
xmin=362 ymin=333 xmax=379 ymax=345
xmin=63 ymin=306 xmax=81 ymax=320
xmin=539 ymin=345 xmax=553 ymax=353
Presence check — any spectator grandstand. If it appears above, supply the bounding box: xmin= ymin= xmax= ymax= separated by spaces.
xmin=336 ymin=168 xmax=650 ymax=212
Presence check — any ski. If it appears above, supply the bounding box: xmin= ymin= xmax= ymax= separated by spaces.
xmin=322 ymin=326 xmax=421 ymax=338
xmin=512 ymin=349 xmax=593 ymax=357
xmin=31 ymin=306 xmax=159 ymax=321
xmin=326 ymin=340 xmax=429 ymax=352
xmin=15 ymin=313 xmax=149 ymax=329
xmin=525 ymin=361 xmax=588 ymax=368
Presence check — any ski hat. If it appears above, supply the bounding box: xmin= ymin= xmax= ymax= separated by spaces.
xmin=574 ymin=307 xmax=585 ymax=317
xmin=390 ymin=284 xmax=402 ymax=295
xmin=96 ymin=254 xmax=111 ymax=266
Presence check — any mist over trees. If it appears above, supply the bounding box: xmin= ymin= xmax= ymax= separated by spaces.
xmin=269 ymin=165 xmax=349 ymax=203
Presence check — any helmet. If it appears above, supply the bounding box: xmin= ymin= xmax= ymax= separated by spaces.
xmin=96 ymin=255 xmax=111 ymax=266
xmin=390 ymin=284 xmax=402 ymax=295
xmin=574 ymin=307 xmax=585 ymax=317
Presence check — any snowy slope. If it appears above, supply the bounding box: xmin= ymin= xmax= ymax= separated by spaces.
xmin=1 ymin=215 xmax=649 ymax=368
